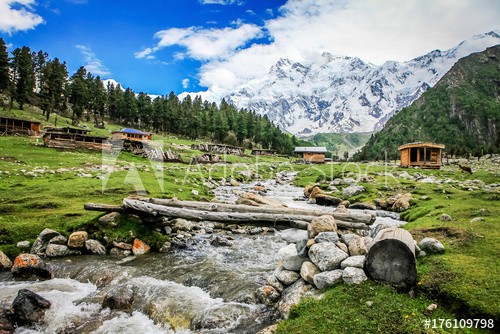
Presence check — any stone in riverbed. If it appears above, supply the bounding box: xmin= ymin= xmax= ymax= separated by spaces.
xmin=274 ymin=267 xmax=300 ymax=286
xmin=282 ymin=255 xmax=308 ymax=272
xmin=313 ymin=269 xmax=344 ymax=290
xmin=279 ymin=228 xmax=308 ymax=243
xmin=110 ymin=248 xmax=131 ymax=256
xmin=277 ymin=243 xmax=298 ymax=259
xmin=276 ymin=279 xmax=316 ymax=319
xmin=340 ymin=255 xmax=366 ymax=269
xmin=45 ymin=244 xmax=70 ymax=257
xmin=112 ymin=241 xmax=132 ymax=250
xmin=102 ymin=284 xmax=135 ymax=313
xmin=67 ymin=231 xmax=88 ymax=248
xmin=314 ymin=231 xmax=339 ymax=244
xmin=11 ymin=254 xmax=51 ymax=278
xmin=308 ymin=242 xmax=348 ymax=271
xmin=49 ymin=235 xmax=67 ymax=245
xmin=132 ymin=239 xmax=150 ymax=255
xmin=0 ymin=250 xmax=12 ymax=269
xmin=266 ymin=274 xmax=285 ymax=293
xmin=256 ymin=285 xmax=280 ymax=306
xmin=85 ymin=239 xmax=106 ymax=255
xmin=31 ymin=228 xmax=61 ymax=254
xmin=12 ymin=289 xmax=51 ymax=325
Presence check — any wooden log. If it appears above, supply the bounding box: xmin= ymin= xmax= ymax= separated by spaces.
xmin=132 ymin=197 xmax=375 ymax=225
xmin=84 ymin=203 xmax=125 ymax=213
xmin=365 ymin=227 xmax=417 ymax=290
xmin=122 ymin=198 xmax=369 ymax=230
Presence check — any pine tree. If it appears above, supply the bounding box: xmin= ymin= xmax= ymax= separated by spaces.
xmin=41 ymin=58 xmax=68 ymax=120
xmin=69 ymin=66 xmax=89 ymax=124
xmin=0 ymin=38 xmax=9 ymax=95
xmin=12 ymin=46 xmax=35 ymax=109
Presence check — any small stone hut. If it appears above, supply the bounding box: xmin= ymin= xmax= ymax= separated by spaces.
xmin=294 ymin=147 xmax=328 ymax=163
xmin=399 ymin=142 xmax=445 ymax=169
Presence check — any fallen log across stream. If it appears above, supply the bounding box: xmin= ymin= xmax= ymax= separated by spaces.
xmin=84 ymin=197 xmax=376 ymax=230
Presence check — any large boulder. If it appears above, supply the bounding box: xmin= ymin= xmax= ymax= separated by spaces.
xmin=12 ymin=289 xmax=51 ymax=325
xmin=0 ymin=250 xmax=12 ymax=269
xmin=67 ymin=231 xmax=89 ymax=248
xmin=313 ymin=269 xmax=344 ymax=289
xmin=102 ymin=285 xmax=135 ymax=313
xmin=11 ymin=254 xmax=51 ymax=278
xmin=315 ymin=194 xmax=343 ymax=206
xmin=300 ymin=261 xmax=321 ymax=284
xmin=308 ymin=242 xmax=348 ymax=271
xmin=418 ymin=238 xmax=445 ymax=254
xmin=342 ymin=267 xmax=368 ymax=285
xmin=307 ymin=215 xmax=337 ymax=239
xmin=342 ymin=185 xmax=365 ymax=197
xmin=276 ymin=279 xmax=315 ymax=319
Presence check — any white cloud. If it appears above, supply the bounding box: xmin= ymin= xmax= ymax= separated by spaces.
xmin=0 ymin=0 xmax=44 ymax=34
xmin=182 ymin=78 xmax=190 ymax=89
xmin=199 ymin=0 xmax=242 ymax=5
xmin=75 ymin=45 xmax=111 ymax=77
xmin=142 ymin=0 xmax=500 ymax=91
xmin=136 ymin=23 xmax=263 ymax=61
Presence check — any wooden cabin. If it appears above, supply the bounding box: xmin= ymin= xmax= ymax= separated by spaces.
xmin=0 ymin=116 xmax=41 ymax=135
xmin=251 ymin=149 xmax=276 ymax=156
xmin=111 ymin=128 xmax=152 ymax=141
xmin=399 ymin=142 xmax=445 ymax=169
xmin=43 ymin=132 xmax=112 ymax=151
xmin=294 ymin=147 xmax=328 ymax=163
xmin=191 ymin=143 xmax=244 ymax=156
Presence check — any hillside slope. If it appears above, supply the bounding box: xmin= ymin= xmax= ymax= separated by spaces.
xmin=355 ymin=44 xmax=500 ymax=160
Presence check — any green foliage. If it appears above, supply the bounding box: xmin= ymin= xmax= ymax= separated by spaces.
xmin=354 ymin=45 xmax=500 ymax=161
xmin=0 ymin=38 xmax=9 ymax=94
xmin=305 ymin=132 xmax=372 ymax=159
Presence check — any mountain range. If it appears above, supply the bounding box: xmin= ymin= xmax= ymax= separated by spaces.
xmin=182 ymin=31 xmax=500 ymax=136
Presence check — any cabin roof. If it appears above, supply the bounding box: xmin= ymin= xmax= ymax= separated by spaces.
xmin=294 ymin=146 xmax=328 ymax=153
xmin=0 ymin=116 xmax=41 ymax=125
xmin=399 ymin=142 xmax=445 ymax=150
xmin=113 ymin=128 xmax=151 ymax=135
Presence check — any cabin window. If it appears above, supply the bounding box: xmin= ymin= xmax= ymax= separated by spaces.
xmin=419 ymin=148 xmax=431 ymax=161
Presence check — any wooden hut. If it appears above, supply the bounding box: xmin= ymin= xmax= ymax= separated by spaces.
xmin=43 ymin=132 xmax=112 ymax=151
xmin=111 ymin=128 xmax=152 ymax=141
xmin=294 ymin=147 xmax=328 ymax=163
xmin=0 ymin=116 xmax=41 ymax=135
xmin=43 ymin=126 xmax=89 ymax=135
xmin=398 ymin=142 xmax=445 ymax=169
xmin=191 ymin=143 xmax=244 ymax=156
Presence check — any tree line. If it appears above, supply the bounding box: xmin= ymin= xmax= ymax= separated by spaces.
xmin=0 ymin=38 xmax=300 ymax=154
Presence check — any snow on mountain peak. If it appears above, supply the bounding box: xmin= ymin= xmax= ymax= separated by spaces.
xmin=181 ymin=31 xmax=500 ymax=136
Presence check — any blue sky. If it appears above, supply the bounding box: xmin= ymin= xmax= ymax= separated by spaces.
xmin=1 ymin=0 xmax=498 ymax=96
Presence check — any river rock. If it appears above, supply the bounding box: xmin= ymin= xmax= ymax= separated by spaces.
xmin=418 ymin=238 xmax=445 ymax=254
xmin=278 ymin=244 xmax=298 ymax=259
xmin=236 ymin=192 xmax=287 ymax=208
xmin=279 ymin=229 xmax=308 ymax=243
xmin=112 ymin=241 xmax=132 ymax=250
xmin=342 ymin=185 xmax=365 ymax=197
xmin=0 ymin=307 xmax=15 ymax=333
xmin=283 ymin=255 xmax=308 ymax=272
xmin=110 ymin=248 xmax=131 ymax=256
xmin=392 ymin=193 xmax=412 ymax=212
xmin=313 ymin=269 xmax=344 ymax=289
xmin=67 ymin=231 xmax=88 ymax=248
xmin=49 ymin=235 xmax=67 ymax=245
xmin=309 ymin=186 xmax=325 ymax=199
xmin=16 ymin=241 xmax=30 ymax=249
xmin=266 ymin=274 xmax=285 ymax=293
xmin=132 ymin=239 xmax=150 ymax=255
xmin=172 ymin=218 xmax=196 ymax=232
xmin=307 ymin=215 xmax=337 ymax=239
xmin=256 ymin=285 xmax=281 ymax=306
xmin=45 ymin=244 xmax=70 ymax=257
xmin=85 ymin=239 xmax=106 ymax=255
xmin=12 ymin=289 xmax=51 ymax=325
xmin=342 ymin=267 xmax=367 ymax=285
xmin=159 ymin=241 xmax=172 ymax=253
xmin=335 ymin=241 xmax=349 ymax=254
xmin=340 ymin=233 xmax=357 ymax=245
xmin=276 ymin=279 xmax=315 ymax=319
xmin=300 ymin=261 xmax=321 ymax=284
xmin=349 ymin=202 xmax=377 ymax=210
xmin=31 ymin=228 xmax=61 ymax=254
xmin=315 ymin=194 xmax=343 ymax=206
xmin=308 ymin=242 xmax=348 ymax=271
xmin=341 ymin=255 xmax=366 ymax=269
xmin=0 ymin=251 xmax=12 ymax=269
xmin=314 ymin=231 xmax=339 ymax=243
xmin=210 ymin=236 xmax=233 ymax=247
xmin=102 ymin=284 xmax=135 ymax=313
xmin=11 ymin=254 xmax=51 ymax=278
xmin=98 ymin=212 xmax=121 ymax=226
xmin=274 ymin=267 xmax=300 ymax=286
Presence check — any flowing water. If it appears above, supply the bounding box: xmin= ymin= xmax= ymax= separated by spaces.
xmin=0 ymin=174 xmax=404 ymax=333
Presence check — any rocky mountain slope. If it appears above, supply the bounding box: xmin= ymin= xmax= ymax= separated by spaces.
xmin=184 ymin=31 xmax=500 ymax=136
xmin=354 ymin=45 xmax=500 ymax=160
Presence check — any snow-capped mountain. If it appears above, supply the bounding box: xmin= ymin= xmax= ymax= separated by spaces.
xmin=183 ymin=31 xmax=500 ymax=136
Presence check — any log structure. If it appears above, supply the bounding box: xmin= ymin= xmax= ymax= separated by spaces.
xmin=365 ymin=227 xmax=417 ymax=290
xmin=191 ymin=143 xmax=244 ymax=156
